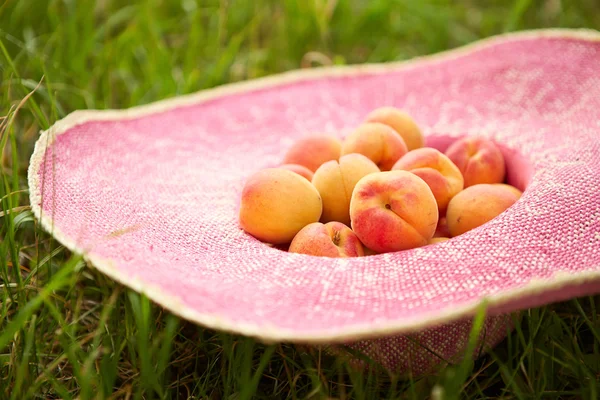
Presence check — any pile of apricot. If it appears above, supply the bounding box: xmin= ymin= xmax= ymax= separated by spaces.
xmin=239 ymin=107 xmax=522 ymax=257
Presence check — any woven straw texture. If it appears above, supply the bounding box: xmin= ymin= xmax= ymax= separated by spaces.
xmin=29 ymin=30 xmax=600 ymax=374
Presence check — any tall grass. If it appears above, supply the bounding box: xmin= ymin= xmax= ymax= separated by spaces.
xmin=1 ymin=0 xmax=600 ymax=398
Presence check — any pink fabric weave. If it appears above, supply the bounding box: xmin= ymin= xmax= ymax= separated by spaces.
xmin=29 ymin=31 xmax=600 ymax=374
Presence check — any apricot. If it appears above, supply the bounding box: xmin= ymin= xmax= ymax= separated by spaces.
xmin=283 ymin=134 xmax=342 ymax=172
xmin=429 ymin=237 xmax=450 ymax=244
xmin=446 ymin=183 xmax=521 ymax=237
xmin=392 ymin=147 xmax=464 ymax=212
xmin=365 ymin=107 xmax=424 ymax=150
xmin=278 ymin=163 xmax=314 ymax=181
xmin=363 ymin=247 xmax=379 ymax=256
xmin=289 ymin=222 xmax=364 ymax=257
xmin=494 ymin=183 xmax=523 ymax=198
xmin=349 ymin=170 xmax=438 ymax=253
xmin=239 ymin=168 xmax=322 ymax=244
xmin=312 ymin=153 xmax=380 ymax=226
xmin=434 ymin=216 xmax=451 ymax=238
xmin=444 ymin=137 xmax=506 ymax=187
xmin=341 ymin=123 xmax=408 ymax=171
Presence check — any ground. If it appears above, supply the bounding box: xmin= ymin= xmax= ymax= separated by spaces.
xmin=1 ymin=0 xmax=600 ymax=398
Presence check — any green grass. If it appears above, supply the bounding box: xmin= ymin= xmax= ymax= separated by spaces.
xmin=1 ymin=0 xmax=600 ymax=398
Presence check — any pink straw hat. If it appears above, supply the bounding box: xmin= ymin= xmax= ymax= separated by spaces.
xmin=28 ymin=29 xmax=600 ymax=374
